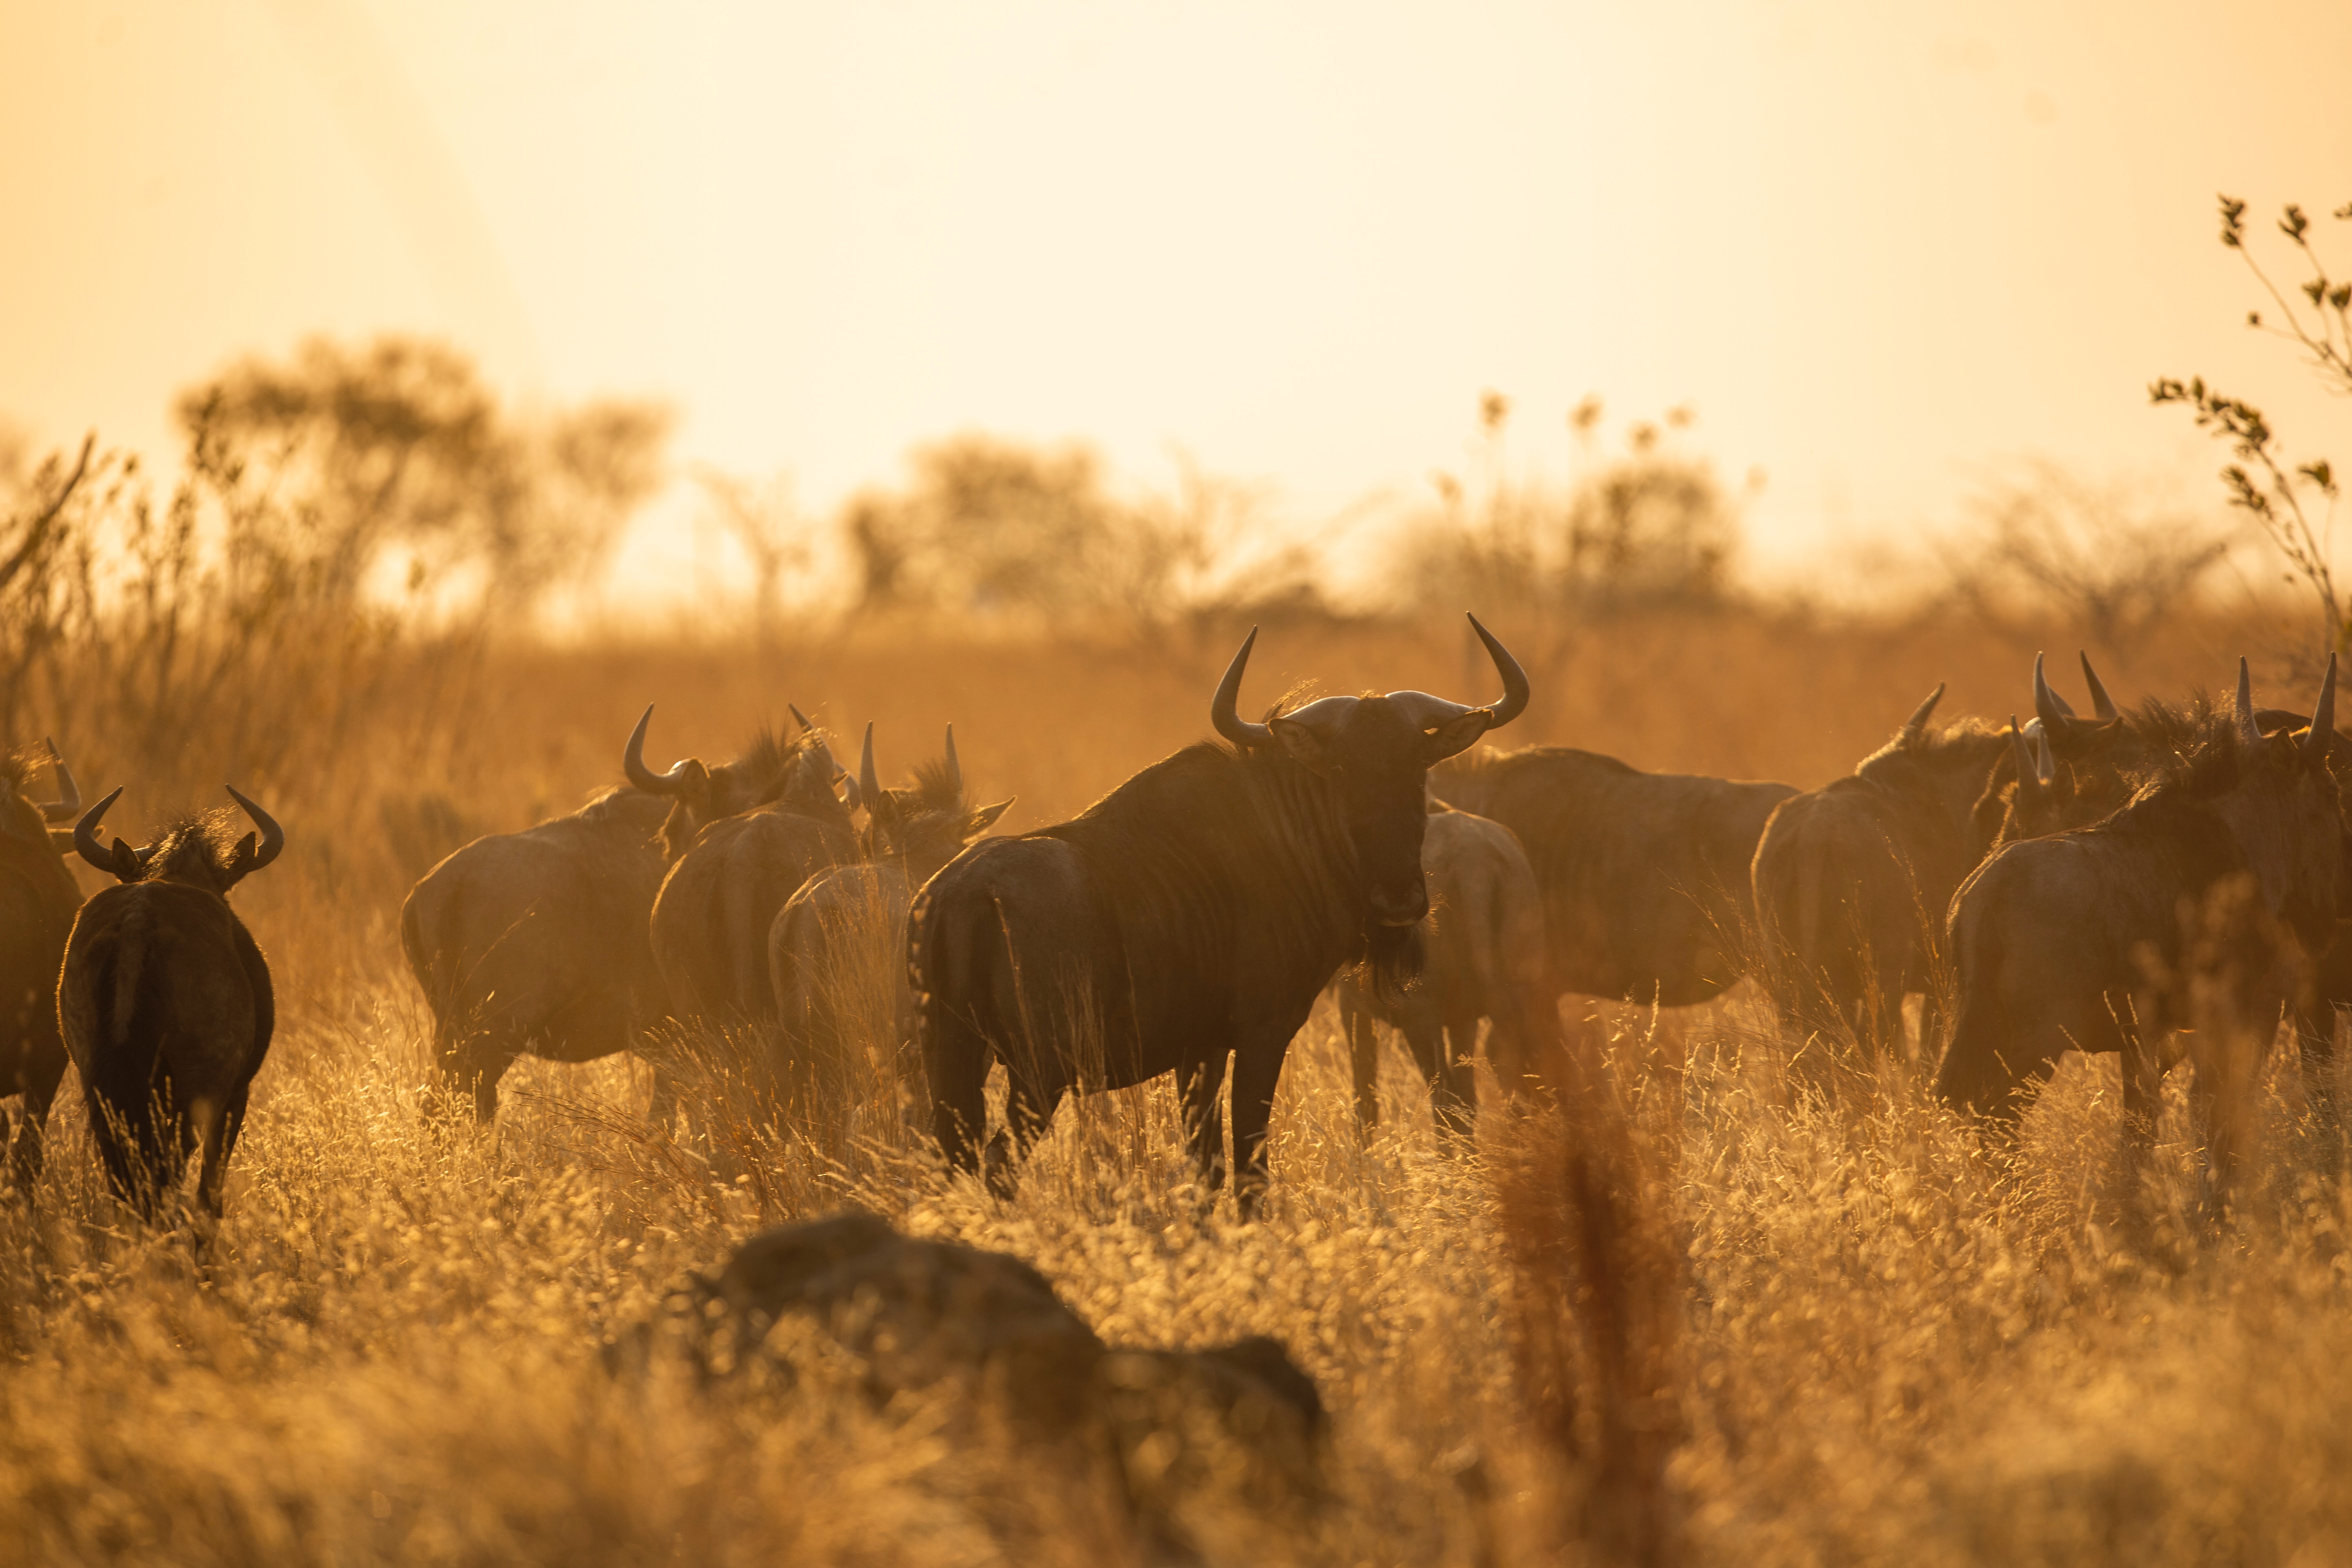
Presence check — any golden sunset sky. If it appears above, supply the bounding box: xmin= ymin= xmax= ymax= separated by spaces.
xmin=3 ymin=1 xmax=2348 ymax=595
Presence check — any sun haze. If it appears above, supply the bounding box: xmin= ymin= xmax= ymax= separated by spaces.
xmin=2 ymin=1 xmax=2348 ymax=588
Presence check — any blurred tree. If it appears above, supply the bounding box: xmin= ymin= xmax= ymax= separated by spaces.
xmin=2154 ymin=195 xmax=2350 ymax=656
xmin=178 ymin=335 xmax=670 ymax=620
xmin=842 ymin=433 xmax=1324 ymax=641
xmin=1938 ymin=462 xmax=2229 ymax=651
xmin=1385 ymin=396 xmax=1750 ymax=619
xmin=693 ymin=466 xmax=813 ymax=648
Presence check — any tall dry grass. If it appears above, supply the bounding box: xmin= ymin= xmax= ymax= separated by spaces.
xmin=4 ymin=605 xmax=2349 ymax=1565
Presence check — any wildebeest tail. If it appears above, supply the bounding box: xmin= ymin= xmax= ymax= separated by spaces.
xmin=1934 ymin=890 xmax=2005 ymax=1111
xmin=80 ymin=900 xmax=179 ymax=1211
xmin=907 ymin=876 xmax=1001 ymax=1172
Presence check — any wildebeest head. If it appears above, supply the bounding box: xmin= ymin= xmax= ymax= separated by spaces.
xmin=70 ymin=785 xmax=285 ymax=893
xmin=851 ymin=722 xmax=1014 ymax=881
xmin=0 ymin=739 xmax=83 ymax=858
xmin=626 ymin=704 xmax=853 ymax=861
xmin=2031 ymin=649 xmax=2125 ymax=761
xmin=1211 ymin=613 xmax=1528 ymax=927
xmin=2150 ymin=656 xmax=2343 ymax=940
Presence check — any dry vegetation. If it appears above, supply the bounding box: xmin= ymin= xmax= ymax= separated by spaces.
xmin=3 ymin=598 xmax=2349 ymax=1567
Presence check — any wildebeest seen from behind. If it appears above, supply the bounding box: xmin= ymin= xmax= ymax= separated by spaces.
xmin=402 ymin=707 xmax=813 ymax=1120
xmin=1938 ymin=659 xmax=2344 ymax=1185
xmin=57 ymin=785 xmax=284 ymax=1219
xmin=1751 ymin=686 xmax=2011 ymax=1062
xmin=1986 ymin=653 xmax=2352 ymax=1133
xmin=0 ymin=742 xmax=85 ymax=1189
xmin=1427 ymin=746 xmax=1793 ymax=1009
xmin=1964 ymin=653 xmax=2137 ymax=861
xmin=769 ymin=724 xmax=1013 ymax=1122
xmin=912 ymin=615 xmax=1529 ymax=1209
xmin=1334 ymin=800 xmax=1544 ymax=1139
xmin=649 ymin=706 xmax=860 ymax=1028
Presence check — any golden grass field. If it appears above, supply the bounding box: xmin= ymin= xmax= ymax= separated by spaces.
xmin=4 ymin=606 xmax=2350 ymax=1567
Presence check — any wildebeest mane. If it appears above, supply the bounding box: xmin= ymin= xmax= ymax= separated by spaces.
xmin=136 ymin=810 xmax=258 ymax=882
xmin=1038 ymin=719 xmax=1378 ymax=1036
xmin=1852 ymin=716 xmax=2004 ymax=785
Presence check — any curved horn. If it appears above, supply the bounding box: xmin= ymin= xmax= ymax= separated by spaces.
xmin=1900 ymin=682 xmax=1947 ymax=739
xmin=2305 ymin=653 xmax=2338 ymax=762
xmin=71 ymin=786 xmax=128 ymax=875
xmin=2022 ymin=718 xmax=2056 ymax=786
xmin=38 ymin=738 xmax=80 ymax=822
xmin=224 ymin=785 xmax=285 ymax=873
xmin=858 ymin=722 xmax=879 ymax=806
xmin=942 ymin=724 xmax=961 ymax=799
xmin=1211 ymin=627 xmax=1274 ymax=749
xmin=2078 ymin=652 xmax=2118 ymax=721
xmin=788 ymin=702 xmax=814 ymax=734
xmin=2236 ymin=657 xmax=2263 ymax=746
xmin=623 ymin=705 xmax=692 ymax=794
xmin=2007 ymin=717 xmax=2043 ymax=796
xmin=1466 ymin=614 xmax=1530 ymax=728
xmin=2033 ymin=653 xmax=2078 ymax=724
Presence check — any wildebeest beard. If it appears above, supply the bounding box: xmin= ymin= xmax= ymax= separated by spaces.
xmin=1351 ymin=919 xmax=1426 ymax=1010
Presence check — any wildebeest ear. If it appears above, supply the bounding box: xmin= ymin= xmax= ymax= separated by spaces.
xmin=1268 ymin=716 xmax=1336 ymax=773
xmin=107 ymin=840 xmax=143 ymax=883
xmin=1423 ymin=710 xmax=1494 ymax=763
xmin=226 ymin=831 xmax=258 ymax=876
xmin=967 ymin=798 xmax=1014 ymax=836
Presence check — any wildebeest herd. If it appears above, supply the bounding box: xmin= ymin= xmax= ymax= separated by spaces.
xmin=0 ymin=617 xmax=2345 ymax=1221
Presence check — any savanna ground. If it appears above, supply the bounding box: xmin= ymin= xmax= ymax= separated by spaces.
xmin=4 ymin=606 xmax=2350 ymax=1568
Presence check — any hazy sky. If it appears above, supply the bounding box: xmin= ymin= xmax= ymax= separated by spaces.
xmin=3 ymin=1 xmax=2348 ymax=597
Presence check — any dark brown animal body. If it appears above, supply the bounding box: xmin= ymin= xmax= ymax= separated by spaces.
xmin=1751 ymin=689 xmax=2010 ymax=1058
xmin=1333 ymin=803 xmax=1546 ymax=1136
xmin=648 ymin=713 xmax=858 ymax=1027
xmin=912 ymin=617 xmax=1528 ymax=1209
xmin=767 ymin=729 xmax=1011 ymax=1114
xmin=1429 ymin=746 xmax=1793 ymax=1008
xmin=1979 ymin=655 xmax=2352 ymax=1131
xmin=0 ymin=746 xmax=83 ymax=1190
xmin=401 ymin=708 xmax=811 ymax=1119
xmin=1938 ymin=662 xmax=2343 ymax=1180
xmin=56 ymin=786 xmax=283 ymax=1218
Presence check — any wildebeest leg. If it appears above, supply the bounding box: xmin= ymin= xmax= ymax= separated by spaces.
xmin=983 ymin=1070 xmax=1066 ymax=1199
xmin=1399 ymin=1011 xmax=1450 ymax=1134
xmin=1434 ymin=1014 xmax=1480 ymax=1142
xmin=2120 ymin=1038 xmax=2165 ymax=1190
xmin=1181 ymin=1051 xmax=1230 ymax=1194
xmin=1339 ymin=995 xmax=1380 ymax=1136
xmin=425 ymin=1028 xmax=515 ymax=1123
xmin=1913 ymin=987 xmax=1946 ymax=1077
xmin=1229 ymin=1025 xmax=1303 ymax=1218
xmin=193 ymin=1082 xmax=252 ymax=1221
xmin=7 ymin=1043 xmax=69 ymax=1193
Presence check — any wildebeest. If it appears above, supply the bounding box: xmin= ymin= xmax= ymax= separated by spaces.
xmin=0 ymin=742 xmax=84 ymax=1189
xmin=1751 ymin=686 xmax=2011 ymax=1058
xmin=57 ymin=785 xmax=284 ymax=1218
xmin=1428 ymin=746 xmax=1794 ymax=1009
xmin=1937 ymin=659 xmax=2343 ymax=1180
xmin=911 ymin=615 xmax=1529 ymax=1207
xmin=1980 ymin=653 xmax=2352 ymax=1133
xmin=1332 ymin=800 xmax=1545 ymax=1137
xmin=401 ymin=706 xmax=814 ymax=1119
xmin=768 ymin=724 xmax=1011 ymax=1116
xmin=648 ymin=706 xmax=859 ymax=1027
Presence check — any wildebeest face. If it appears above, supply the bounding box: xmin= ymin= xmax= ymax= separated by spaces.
xmin=1212 ymin=613 xmax=1530 ymax=929
xmin=1272 ymin=699 xmax=1472 ymax=926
